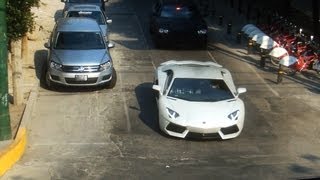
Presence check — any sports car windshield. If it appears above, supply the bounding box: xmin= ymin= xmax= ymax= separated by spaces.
xmin=55 ymin=32 xmax=105 ymax=49
xmin=67 ymin=11 xmax=105 ymax=25
xmin=69 ymin=0 xmax=100 ymax=3
xmin=160 ymin=5 xmax=198 ymax=18
xmin=168 ymin=78 xmax=234 ymax=102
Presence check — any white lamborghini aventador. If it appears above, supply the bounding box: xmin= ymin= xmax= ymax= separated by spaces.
xmin=152 ymin=60 xmax=247 ymax=139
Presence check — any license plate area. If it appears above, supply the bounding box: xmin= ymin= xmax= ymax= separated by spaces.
xmin=75 ymin=75 xmax=88 ymax=81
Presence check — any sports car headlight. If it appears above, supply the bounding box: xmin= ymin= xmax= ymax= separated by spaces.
xmin=159 ymin=28 xmax=169 ymax=34
xmin=197 ymin=29 xmax=207 ymax=34
xmin=228 ymin=110 xmax=239 ymax=121
xmin=166 ymin=108 xmax=179 ymax=119
xmin=50 ymin=61 xmax=62 ymax=71
xmin=99 ymin=61 xmax=112 ymax=71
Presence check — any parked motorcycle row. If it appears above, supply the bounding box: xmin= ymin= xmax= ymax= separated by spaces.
xmin=241 ymin=16 xmax=320 ymax=83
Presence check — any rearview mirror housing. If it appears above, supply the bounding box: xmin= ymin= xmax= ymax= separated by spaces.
xmin=106 ymin=19 xmax=112 ymax=24
xmin=44 ymin=42 xmax=50 ymax=49
xmin=107 ymin=42 xmax=115 ymax=48
xmin=237 ymin=87 xmax=247 ymax=94
xmin=152 ymin=85 xmax=161 ymax=92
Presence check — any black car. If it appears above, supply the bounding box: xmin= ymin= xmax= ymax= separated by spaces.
xmin=149 ymin=0 xmax=208 ymax=48
xmin=61 ymin=0 xmax=108 ymax=12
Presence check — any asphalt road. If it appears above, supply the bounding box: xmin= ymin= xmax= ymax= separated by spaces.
xmin=3 ymin=0 xmax=320 ymax=179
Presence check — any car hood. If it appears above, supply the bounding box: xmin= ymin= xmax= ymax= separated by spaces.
xmin=164 ymin=97 xmax=240 ymax=126
xmin=157 ymin=17 xmax=207 ymax=31
xmin=53 ymin=49 xmax=108 ymax=66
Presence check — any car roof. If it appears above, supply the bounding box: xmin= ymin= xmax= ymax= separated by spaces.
xmin=56 ymin=17 xmax=101 ymax=32
xmin=67 ymin=4 xmax=101 ymax=11
xmin=159 ymin=0 xmax=196 ymax=6
xmin=159 ymin=61 xmax=227 ymax=79
xmin=68 ymin=0 xmax=102 ymax=3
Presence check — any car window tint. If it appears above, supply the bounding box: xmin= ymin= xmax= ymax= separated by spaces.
xmin=163 ymin=70 xmax=173 ymax=94
xmin=55 ymin=32 xmax=105 ymax=49
xmin=67 ymin=11 xmax=105 ymax=24
xmin=168 ymin=78 xmax=234 ymax=101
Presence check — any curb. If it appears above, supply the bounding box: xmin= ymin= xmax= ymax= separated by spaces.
xmin=0 ymin=85 xmax=38 ymax=177
xmin=0 ymin=128 xmax=27 ymax=176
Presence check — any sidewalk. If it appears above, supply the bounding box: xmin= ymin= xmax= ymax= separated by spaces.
xmin=0 ymin=0 xmax=63 ymax=177
xmin=204 ymin=0 xmax=320 ymax=92
xmin=203 ymin=1 xmax=260 ymax=59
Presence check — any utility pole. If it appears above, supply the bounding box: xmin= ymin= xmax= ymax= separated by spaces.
xmin=0 ymin=0 xmax=12 ymax=140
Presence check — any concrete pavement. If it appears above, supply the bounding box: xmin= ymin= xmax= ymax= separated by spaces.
xmin=1 ymin=0 xmax=320 ymax=179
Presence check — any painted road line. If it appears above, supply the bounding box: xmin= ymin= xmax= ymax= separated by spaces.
xmin=118 ymin=72 xmax=131 ymax=132
xmin=134 ymin=14 xmax=149 ymax=50
xmin=207 ymin=51 xmax=217 ymax=63
xmin=134 ymin=13 xmax=156 ymax=70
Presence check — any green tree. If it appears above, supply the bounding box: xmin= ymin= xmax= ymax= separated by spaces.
xmin=6 ymin=0 xmax=40 ymax=41
xmin=6 ymin=0 xmax=39 ymax=105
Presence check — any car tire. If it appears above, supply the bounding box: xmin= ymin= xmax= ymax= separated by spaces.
xmin=45 ymin=70 xmax=57 ymax=90
xmin=198 ymin=39 xmax=207 ymax=50
xmin=200 ymin=42 xmax=207 ymax=50
xmin=106 ymin=68 xmax=117 ymax=89
xmin=40 ymin=62 xmax=47 ymax=89
xmin=40 ymin=62 xmax=55 ymax=90
xmin=155 ymin=41 xmax=164 ymax=49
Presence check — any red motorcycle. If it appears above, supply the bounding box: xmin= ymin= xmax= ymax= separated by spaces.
xmin=289 ymin=51 xmax=320 ymax=74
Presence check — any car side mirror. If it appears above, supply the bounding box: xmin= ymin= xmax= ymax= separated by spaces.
xmin=108 ymin=42 xmax=115 ymax=48
xmin=106 ymin=19 xmax=112 ymax=24
xmin=152 ymin=85 xmax=161 ymax=92
xmin=44 ymin=42 xmax=50 ymax=49
xmin=237 ymin=87 xmax=247 ymax=94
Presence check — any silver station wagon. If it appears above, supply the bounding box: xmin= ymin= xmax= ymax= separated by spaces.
xmin=64 ymin=5 xmax=112 ymax=40
xmin=43 ymin=17 xmax=115 ymax=89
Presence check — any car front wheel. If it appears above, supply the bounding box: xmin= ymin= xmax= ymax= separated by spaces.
xmin=106 ymin=68 xmax=117 ymax=89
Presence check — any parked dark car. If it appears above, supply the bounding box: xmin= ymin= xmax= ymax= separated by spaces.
xmin=149 ymin=0 xmax=208 ymax=48
xmin=61 ymin=0 xmax=108 ymax=12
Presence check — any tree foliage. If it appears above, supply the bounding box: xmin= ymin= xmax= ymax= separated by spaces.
xmin=6 ymin=0 xmax=40 ymax=41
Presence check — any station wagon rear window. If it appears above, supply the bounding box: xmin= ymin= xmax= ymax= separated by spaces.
xmin=67 ymin=11 xmax=105 ymax=25
xmin=160 ymin=5 xmax=198 ymax=18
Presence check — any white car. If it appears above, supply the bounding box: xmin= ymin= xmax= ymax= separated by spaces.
xmin=152 ymin=60 xmax=247 ymax=139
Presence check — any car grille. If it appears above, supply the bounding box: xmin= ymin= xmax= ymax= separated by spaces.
xmin=186 ymin=132 xmax=221 ymax=139
xmin=65 ymin=77 xmax=98 ymax=84
xmin=62 ymin=65 xmax=100 ymax=73
xmin=166 ymin=123 xmax=186 ymax=133
xmin=221 ymin=125 xmax=239 ymax=135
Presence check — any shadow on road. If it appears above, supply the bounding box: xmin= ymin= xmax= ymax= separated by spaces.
xmin=33 ymin=49 xmax=47 ymax=81
xmin=134 ymin=82 xmax=160 ymax=134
